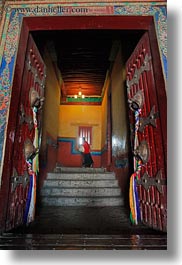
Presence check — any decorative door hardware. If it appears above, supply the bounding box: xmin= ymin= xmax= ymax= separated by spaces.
xmin=139 ymin=105 xmax=159 ymax=132
xmin=128 ymin=90 xmax=144 ymax=111
xmin=19 ymin=104 xmax=34 ymax=131
xmin=29 ymin=88 xmax=45 ymax=110
xmin=134 ymin=140 xmax=150 ymax=164
xmin=5 ymin=34 xmax=46 ymax=231
xmin=126 ymin=53 xmax=151 ymax=91
xmin=26 ymin=55 xmax=45 ymax=86
xmin=24 ymin=138 xmax=39 ymax=161
xmin=137 ymin=170 xmax=166 ymax=194
xmin=126 ymin=32 xmax=167 ymax=232
xmin=11 ymin=168 xmax=29 ymax=191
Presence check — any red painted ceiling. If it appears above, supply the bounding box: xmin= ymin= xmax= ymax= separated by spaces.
xmin=32 ymin=29 xmax=144 ymax=102
xmin=56 ymin=30 xmax=112 ymax=98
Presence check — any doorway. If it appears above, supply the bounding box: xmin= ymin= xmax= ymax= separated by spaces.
xmin=31 ymin=28 xmax=144 ymax=181
xmin=1 ymin=15 xmax=166 ymax=238
xmin=30 ymin=29 xmax=143 ymax=233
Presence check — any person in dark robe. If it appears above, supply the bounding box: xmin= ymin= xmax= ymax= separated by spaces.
xmin=80 ymin=137 xmax=94 ymax=167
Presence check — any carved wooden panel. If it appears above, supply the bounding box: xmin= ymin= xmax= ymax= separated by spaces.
xmin=5 ymin=34 xmax=46 ymax=231
xmin=126 ymin=32 xmax=167 ymax=232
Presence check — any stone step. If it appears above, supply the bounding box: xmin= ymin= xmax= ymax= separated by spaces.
xmin=47 ymin=172 xmax=115 ymax=180
xmin=0 ymin=233 xmax=167 ymax=250
xmin=41 ymin=196 xmax=124 ymax=207
xmin=43 ymin=179 xmax=119 ymax=188
xmin=54 ymin=166 xmax=106 ymax=173
xmin=41 ymin=168 xmax=123 ymax=207
xmin=41 ymin=187 xmax=121 ymax=197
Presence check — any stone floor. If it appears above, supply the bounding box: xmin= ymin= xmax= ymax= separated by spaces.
xmin=0 ymin=206 xmax=167 ymax=250
xmin=21 ymin=206 xmax=163 ymax=235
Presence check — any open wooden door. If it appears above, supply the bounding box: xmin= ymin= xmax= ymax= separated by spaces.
xmin=126 ymin=32 xmax=167 ymax=232
xmin=5 ymin=34 xmax=46 ymax=231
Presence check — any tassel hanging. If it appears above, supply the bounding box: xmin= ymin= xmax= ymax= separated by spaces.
xmin=24 ymin=106 xmax=39 ymax=225
xmin=129 ymin=109 xmax=142 ymax=225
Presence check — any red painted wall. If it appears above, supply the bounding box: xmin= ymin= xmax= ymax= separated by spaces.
xmin=57 ymin=138 xmax=101 ymax=168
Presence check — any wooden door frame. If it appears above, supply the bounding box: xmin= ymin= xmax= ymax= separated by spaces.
xmin=0 ymin=14 xmax=167 ymax=232
xmin=107 ymin=88 xmax=112 ymax=170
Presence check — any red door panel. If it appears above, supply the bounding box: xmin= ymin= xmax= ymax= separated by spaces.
xmin=126 ymin=32 xmax=167 ymax=232
xmin=5 ymin=34 xmax=46 ymax=231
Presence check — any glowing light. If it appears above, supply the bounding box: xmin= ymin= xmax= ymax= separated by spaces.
xmin=73 ymin=88 xmax=85 ymax=99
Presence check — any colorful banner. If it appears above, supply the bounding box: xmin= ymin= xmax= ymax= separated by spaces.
xmin=24 ymin=107 xmax=39 ymax=225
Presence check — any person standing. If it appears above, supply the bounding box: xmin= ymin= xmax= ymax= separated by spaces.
xmin=80 ymin=137 xmax=94 ymax=167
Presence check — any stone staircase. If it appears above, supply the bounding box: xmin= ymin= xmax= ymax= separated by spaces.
xmin=40 ymin=167 xmax=124 ymax=207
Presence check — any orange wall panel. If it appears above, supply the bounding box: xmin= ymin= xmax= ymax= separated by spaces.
xmin=59 ymin=105 xmax=102 ymax=150
xmin=58 ymin=104 xmax=104 ymax=167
